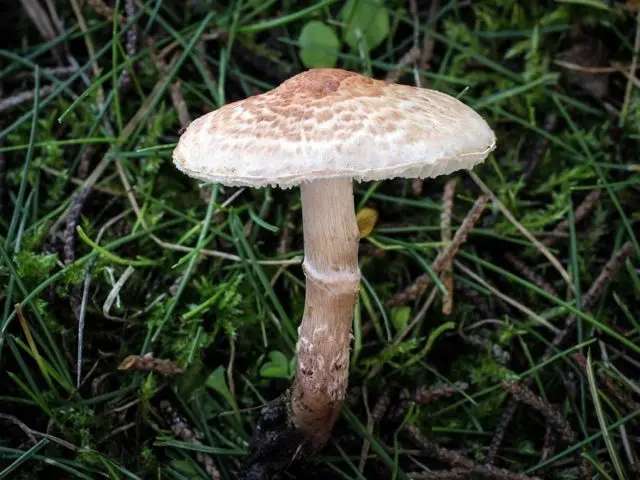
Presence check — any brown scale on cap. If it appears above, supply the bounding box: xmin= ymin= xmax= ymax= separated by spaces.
xmin=237 ymin=69 xmax=385 ymax=126
xmin=188 ymin=69 xmax=385 ymax=141
xmin=269 ymin=68 xmax=359 ymax=98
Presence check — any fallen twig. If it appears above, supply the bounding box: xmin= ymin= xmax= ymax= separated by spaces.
xmin=277 ymin=207 xmax=295 ymax=256
xmin=390 ymin=195 xmax=488 ymax=305
xmin=502 ymin=381 xmax=576 ymax=444
xmin=13 ymin=66 xmax=79 ymax=81
xmin=118 ymin=0 xmax=138 ymax=91
xmin=406 ymin=424 xmax=541 ymax=480
xmin=486 ymin=397 xmax=518 ymax=464
xmin=359 ymin=388 xmax=390 ymax=471
xmin=505 ymin=252 xmax=558 ymax=297
xmin=552 ymin=241 xmax=634 ymax=349
xmin=543 ymin=190 xmax=602 ymax=247
xmin=458 ymin=283 xmax=495 ymax=318
xmin=441 ymin=179 xmax=457 ymax=315
xmin=87 ymin=0 xmax=124 ymax=24
xmin=414 ymin=382 xmax=469 ymax=404
xmin=77 ymin=145 xmax=97 ymax=180
xmin=385 ymin=46 xmax=421 ymax=84
xmin=150 ymin=49 xmax=191 ymax=130
xmin=486 ymin=242 xmax=633 ymax=469
xmin=522 ymin=113 xmax=558 ymax=184
xmin=418 ymin=0 xmax=440 ymax=76
xmin=63 ymin=187 xmax=91 ymax=265
xmin=118 ymin=353 xmax=184 ymax=375
xmin=160 ymin=401 xmax=221 ymax=479
xmin=540 ymin=425 xmax=555 ymax=461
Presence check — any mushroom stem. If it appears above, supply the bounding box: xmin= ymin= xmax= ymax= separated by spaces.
xmin=292 ymin=178 xmax=361 ymax=449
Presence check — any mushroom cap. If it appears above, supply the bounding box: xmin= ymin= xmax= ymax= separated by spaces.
xmin=173 ymin=69 xmax=496 ymax=188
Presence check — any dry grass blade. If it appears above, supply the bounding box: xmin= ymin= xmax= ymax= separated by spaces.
xmin=19 ymin=0 xmax=58 ymax=42
xmin=14 ymin=66 xmax=79 ymax=80
xmin=0 ymin=413 xmax=79 ymax=451
xmin=69 ymin=0 xmax=104 ymax=102
xmin=584 ymin=350 xmax=627 ymax=480
xmin=469 ymin=171 xmax=575 ymax=291
xmin=0 ymin=85 xmax=56 ymax=114
xmin=540 ymin=426 xmax=555 ymax=461
xmin=455 ymin=260 xmax=560 ymax=333
xmin=572 ymin=353 xmax=640 ymax=414
xmin=169 ymin=80 xmax=192 ymax=129
xmin=102 ymin=266 xmax=136 ymax=320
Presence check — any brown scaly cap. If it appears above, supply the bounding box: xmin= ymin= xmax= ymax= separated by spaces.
xmin=173 ymin=69 xmax=496 ymax=188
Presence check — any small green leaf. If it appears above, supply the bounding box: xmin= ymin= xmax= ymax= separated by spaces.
xmin=260 ymin=351 xmax=291 ymax=379
xmin=205 ymin=366 xmax=235 ymax=407
xmin=390 ymin=306 xmax=411 ymax=331
xmin=340 ymin=0 xmax=390 ymax=52
xmin=298 ymin=21 xmax=341 ymax=68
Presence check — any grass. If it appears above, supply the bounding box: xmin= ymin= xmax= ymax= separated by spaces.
xmin=1 ymin=1 xmax=639 ymax=479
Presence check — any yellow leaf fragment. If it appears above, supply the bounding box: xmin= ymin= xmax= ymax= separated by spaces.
xmin=357 ymin=207 xmax=379 ymax=238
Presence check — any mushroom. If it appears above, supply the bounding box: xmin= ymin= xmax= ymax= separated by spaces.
xmin=173 ymin=68 xmax=496 ymax=449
